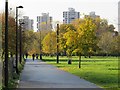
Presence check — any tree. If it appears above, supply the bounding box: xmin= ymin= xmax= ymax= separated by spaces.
xmin=93 ymin=18 xmax=115 ymax=36
xmin=1 ymin=13 xmax=16 ymax=55
xmin=59 ymin=24 xmax=76 ymax=56
xmin=111 ymin=35 xmax=120 ymax=55
xmin=22 ymin=30 xmax=38 ymax=55
xmin=77 ymin=17 xmax=96 ymax=67
xmin=42 ymin=31 xmax=57 ymax=55
xmin=39 ymin=21 xmax=52 ymax=31
xmin=68 ymin=17 xmax=96 ymax=67
xmin=63 ymin=28 xmax=77 ymax=60
xmin=84 ymin=17 xmax=115 ymax=37
xmin=0 ymin=13 xmax=2 ymax=59
xmin=59 ymin=18 xmax=97 ymax=67
xmin=97 ymin=32 xmax=114 ymax=55
xmin=98 ymin=33 xmax=120 ymax=56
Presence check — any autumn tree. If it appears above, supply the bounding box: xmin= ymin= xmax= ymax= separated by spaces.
xmin=98 ymin=32 xmax=120 ymax=56
xmin=73 ymin=17 xmax=97 ymax=68
xmin=93 ymin=18 xmax=115 ymax=36
xmin=39 ymin=21 xmax=52 ymax=31
xmin=59 ymin=18 xmax=97 ymax=67
xmin=1 ymin=13 xmax=16 ymax=56
xmin=59 ymin=24 xmax=76 ymax=56
xmin=0 ymin=13 xmax=2 ymax=58
xmin=22 ymin=30 xmax=38 ymax=55
xmin=42 ymin=31 xmax=57 ymax=55
xmin=111 ymin=35 xmax=120 ymax=55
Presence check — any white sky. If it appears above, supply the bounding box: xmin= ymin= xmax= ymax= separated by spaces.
xmin=0 ymin=0 xmax=119 ymax=31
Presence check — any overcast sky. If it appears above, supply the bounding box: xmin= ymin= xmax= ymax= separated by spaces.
xmin=0 ymin=0 xmax=119 ymax=31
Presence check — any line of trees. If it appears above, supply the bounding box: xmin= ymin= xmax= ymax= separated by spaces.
xmin=0 ymin=11 xmax=120 ymax=69
xmin=0 ymin=12 xmax=119 ymax=59
xmin=41 ymin=17 xmax=119 ymax=57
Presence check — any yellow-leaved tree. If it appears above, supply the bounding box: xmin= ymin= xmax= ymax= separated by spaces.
xmin=64 ymin=17 xmax=97 ymax=68
xmin=59 ymin=24 xmax=76 ymax=56
xmin=75 ymin=17 xmax=97 ymax=68
xmin=42 ymin=31 xmax=57 ymax=55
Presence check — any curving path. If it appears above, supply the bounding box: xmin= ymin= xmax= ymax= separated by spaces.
xmin=18 ymin=59 xmax=103 ymax=89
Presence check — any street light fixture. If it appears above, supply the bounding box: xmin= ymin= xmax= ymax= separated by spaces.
xmin=18 ymin=6 xmax=23 ymax=8
xmin=16 ymin=5 xmax=23 ymax=74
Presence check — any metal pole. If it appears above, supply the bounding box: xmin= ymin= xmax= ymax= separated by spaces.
xmin=79 ymin=55 xmax=81 ymax=68
xmin=40 ymin=30 xmax=42 ymax=60
xmin=56 ymin=24 xmax=59 ymax=64
xmin=19 ymin=23 xmax=22 ymax=64
xmin=16 ymin=7 xmax=19 ymax=74
xmin=4 ymin=0 xmax=8 ymax=88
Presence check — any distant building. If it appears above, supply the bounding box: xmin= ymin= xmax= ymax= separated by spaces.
xmin=37 ymin=13 xmax=52 ymax=31
xmin=63 ymin=8 xmax=80 ymax=24
xmin=85 ymin=11 xmax=100 ymax=19
xmin=118 ymin=1 xmax=120 ymax=33
xmin=20 ymin=16 xmax=34 ymax=31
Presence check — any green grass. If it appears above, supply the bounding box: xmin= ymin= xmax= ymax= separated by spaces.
xmin=42 ymin=56 xmax=119 ymax=90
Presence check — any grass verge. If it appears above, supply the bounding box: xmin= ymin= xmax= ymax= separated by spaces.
xmin=42 ymin=56 xmax=119 ymax=90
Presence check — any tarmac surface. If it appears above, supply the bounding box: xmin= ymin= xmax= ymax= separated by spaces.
xmin=18 ymin=59 xmax=103 ymax=89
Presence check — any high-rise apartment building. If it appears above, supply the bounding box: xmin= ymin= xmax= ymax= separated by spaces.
xmin=118 ymin=1 xmax=120 ymax=33
xmin=85 ymin=11 xmax=100 ymax=19
xmin=63 ymin=8 xmax=80 ymax=24
xmin=20 ymin=16 xmax=34 ymax=31
xmin=37 ymin=13 xmax=52 ymax=31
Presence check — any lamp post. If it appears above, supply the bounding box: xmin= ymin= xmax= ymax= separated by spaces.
xmin=56 ymin=24 xmax=59 ymax=64
xmin=4 ymin=0 xmax=8 ymax=88
xmin=16 ymin=6 xmax=23 ymax=74
xmin=19 ymin=22 xmax=24 ymax=64
xmin=39 ymin=30 xmax=42 ymax=60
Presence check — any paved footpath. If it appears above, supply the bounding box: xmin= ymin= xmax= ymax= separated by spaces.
xmin=18 ymin=59 xmax=103 ymax=89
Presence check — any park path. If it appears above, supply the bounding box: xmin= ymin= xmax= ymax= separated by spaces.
xmin=18 ymin=59 xmax=103 ymax=89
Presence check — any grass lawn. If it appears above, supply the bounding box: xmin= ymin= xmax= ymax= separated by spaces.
xmin=42 ymin=56 xmax=119 ymax=90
